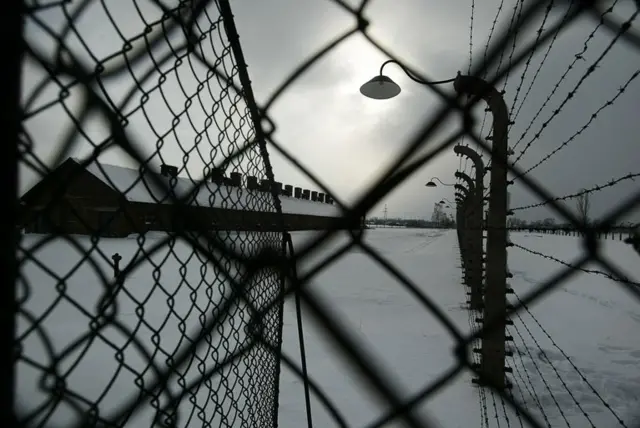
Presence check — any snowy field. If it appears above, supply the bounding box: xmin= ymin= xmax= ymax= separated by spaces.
xmin=16 ymin=228 xmax=640 ymax=427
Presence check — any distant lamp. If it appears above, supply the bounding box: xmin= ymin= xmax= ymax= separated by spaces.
xmin=426 ymin=177 xmax=454 ymax=187
xmin=439 ymin=200 xmax=445 ymax=204
xmin=359 ymin=75 xmax=401 ymax=100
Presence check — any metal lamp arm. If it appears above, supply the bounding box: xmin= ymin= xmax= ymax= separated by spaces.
xmin=430 ymin=177 xmax=455 ymax=187
xmin=380 ymin=59 xmax=456 ymax=86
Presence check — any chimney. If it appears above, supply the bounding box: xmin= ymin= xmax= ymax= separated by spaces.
xmin=272 ymin=181 xmax=283 ymax=195
xmin=317 ymin=193 xmax=324 ymax=203
xmin=260 ymin=179 xmax=271 ymax=192
xmin=211 ymin=167 xmax=224 ymax=184
xmin=294 ymin=187 xmax=302 ymax=199
xmin=301 ymin=189 xmax=310 ymax=200
xmin=284 ymin=184 xmax=293 ymax=197
xmin=311 ymin=191 xmax=318 ymax=202
xmin=229 ymin=172 xmax=242 ymax=187
xmin=247 ymin=176 xmax=259 ymax=190
xmin=160 ymin=164 xmax=178 ymax=178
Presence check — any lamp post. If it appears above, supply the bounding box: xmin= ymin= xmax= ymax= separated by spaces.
xmin=360 ymin=59 xmax=456 ymax=100
xmin=360 ymin=64 xmax=511 ymax=390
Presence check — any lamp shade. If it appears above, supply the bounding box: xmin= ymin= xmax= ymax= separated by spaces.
xmin=359 ymin=75 xmax=401 ymax=100
xmin=425 ymin=181 xmax=436 ymax=187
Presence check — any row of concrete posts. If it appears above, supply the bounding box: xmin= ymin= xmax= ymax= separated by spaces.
xmin=452 ymin=75 xmax=512 ymax=391
xmin=159 ymin=164 xmax=335 ymax=204
xmin=213 ymin=171 xmax=334 ymax=204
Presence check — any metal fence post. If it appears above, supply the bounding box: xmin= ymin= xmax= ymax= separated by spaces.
xmin=455 ymin=75 xmax=510 ymax=390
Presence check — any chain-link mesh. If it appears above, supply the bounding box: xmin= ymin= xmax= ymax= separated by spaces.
xmin=10 ymin=0 xmax=640 ymax=427
xmin=17 ymin=1 xmax=284 ymax=427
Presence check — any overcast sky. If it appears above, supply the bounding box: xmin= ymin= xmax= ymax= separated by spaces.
xmin=22 ymin=0 xmax=640 ymax=224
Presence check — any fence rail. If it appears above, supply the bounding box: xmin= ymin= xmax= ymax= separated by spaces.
xmin=10 ymin=0 xmax=640 ymax=427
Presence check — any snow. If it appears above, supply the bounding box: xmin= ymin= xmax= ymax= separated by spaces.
xmin=78 ymin=158 xmax=341 ymax=217
xmin=16 ymin=228 xmax=640 ymax=427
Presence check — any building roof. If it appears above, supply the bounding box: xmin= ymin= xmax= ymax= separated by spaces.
xmin=72 ymin=158 xmax=341 ymax=217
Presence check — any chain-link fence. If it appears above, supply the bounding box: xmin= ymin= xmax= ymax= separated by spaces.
xmin=16 ymin=1 xmax=285 ymax=426
xmin=10 ymin=0 xmax=640 ymax=427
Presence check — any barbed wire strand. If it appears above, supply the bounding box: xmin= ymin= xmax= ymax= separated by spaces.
xmin=513 ymin=290 xmax=631 ymax=427
xmin=511 ymin=7 xmax=637 ymax=165
xmin=509 ymin=0 xmax=615 ymax=132
xmin=513 ymin=69 xmax=640 ymax=180
xmin=512 ymin=309 xmax=598 ymax=427
xmin=507 ymin=0 xmax=559 ymax=132
xmin=507 ymin=327 xmax=548 ymax=417
xmin=512 ymin=242 xmax=640 ymax=287
xmin=512 ymin=171 xmax=640 ymax=211
xmin=480 ymin=0 xmax=524 ymax=175
xmin=511 ymin=319 xmax=570 ymax=426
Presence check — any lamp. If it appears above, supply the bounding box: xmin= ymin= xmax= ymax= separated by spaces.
xmin=359 ymin=59 xmax=456 ymax=100
xmin=425 ymin=177 xmax=454 ymax=187
xmin=359 ymin=75 xmax=401 ymax=100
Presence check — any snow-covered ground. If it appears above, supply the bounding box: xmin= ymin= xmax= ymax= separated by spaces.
xmin=16 ymin=228 xmax=640 ymax=427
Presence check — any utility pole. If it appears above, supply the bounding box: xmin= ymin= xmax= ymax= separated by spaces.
xmin=383 ymin=204 xmax=388 ymax=228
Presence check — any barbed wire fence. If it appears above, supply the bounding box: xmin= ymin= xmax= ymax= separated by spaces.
xmin=9 ymin=0 xmax=640 ymax=428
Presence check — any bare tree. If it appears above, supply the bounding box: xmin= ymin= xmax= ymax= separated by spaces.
xmin=576 ymin=191 xmax=590 ymax=225
xmin=431 ymin=203 xmax=445 ymax=225
xmin=507 ymin=217 xmax=526 ymax=229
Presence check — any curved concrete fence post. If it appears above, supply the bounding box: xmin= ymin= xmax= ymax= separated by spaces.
xmin=454 ymin=74 xmax=510 ymax=390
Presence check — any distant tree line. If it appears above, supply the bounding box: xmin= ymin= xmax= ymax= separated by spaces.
xmin=366 ymin=217 xmax=455 ymax=229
